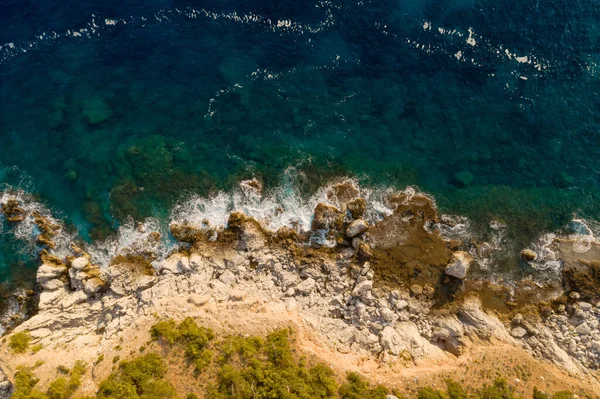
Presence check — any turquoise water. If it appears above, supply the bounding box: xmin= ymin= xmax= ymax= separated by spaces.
xmin=1 ymin=0 xmax=600 ymax=298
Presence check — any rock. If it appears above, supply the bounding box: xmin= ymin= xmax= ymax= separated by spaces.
xmin=453 ymin=171 xmax=474 ymax=186
xmin=84 ymin=278 xmax=105 ymax=296
xmin=219 ymin=270 xmax=237 ymax=285
xmin=188 ymin=294 xmax=211 ymax=307
xmin=189 ymin=253 xmax=204 ymax=269
xmin=512 ymin=314 xmax=523 ymax=325
xmin=511 ymin=327 xmax=527 ymax=338
xmin=351 ymin=280 xmax=373 ymax=298
xmin=0 ymin=367 xmax=13 ymax=399
xmin=83 ymin=95 xmax=113 ymax=125
xmin=445 ymin=251 xmax=473 ymax=280
xmin=37 ymin=263 xmax=67 ymax=282
xmin=394 ymin=299 xmax=409 ymax=311
xmin=569 ymin=292 xmax=581 ymax=300
xmin=346 ymin=220 xmax=369 ymax=238
xmin=448 ymin=239 xmax=463 ymax=250
xmin=229 ymin=289 xmax=247 ymax=301
xmin=380 ymin=326 xmax=406 ymax=355
xmin=520 ymin=249 xmax=538 ymax=261
xmin=576 ymin=323 xmax=591 ymax=335
xmin=160 ymin=253 xmax=189 ymax=274
xmin=347 ymin=198 xmax=367 ymax=219
xmin=71 ymin=257 xmax=89 ymax=270
xmin=296 ymin=278 xmax=316 ymax=295
xmin=579 ymin=302 xmax=593 ymax=311
xmin=351 ymin=237 xmax=361 ymax=249
xmin=386 ymin=396 xmax=400 ymax=399
xmin=409 ymin=284 xmax=423 ymax=297
xmin=358 ymin=243 xmax=373 ymax=259
xmin=41 ymin=279 xmax=64 ymax=291
xmin=311 ymin=203 xmax=340 ymax=230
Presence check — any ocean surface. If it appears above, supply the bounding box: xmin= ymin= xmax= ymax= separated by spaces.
xmin=1 ymin=0 xmax=600 ymax=308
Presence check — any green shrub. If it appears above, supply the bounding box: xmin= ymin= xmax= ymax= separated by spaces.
xmin=10 ymin=331 xmax=32 ymax=354
xmin=533 ymin=388 xmax=550 ymax=399
xmin=418 ymin=387 xmax=447 ymax=399
xmin=12 ymin=366 xmax=45 ymax=399
xmin=338 ymin=372 xmax=389 ymax=399
xmin=478 ymin=379 xmax=521 ymax=399
xmin=97 ymin=353 xmax=176 ymax=399
xmin=446 ymin=380 xmax=469 ymax=399
xmin=552 ymin=392 xmax=575 ymax=399
xmin=151 ymin=317 xmax=214 ymax=373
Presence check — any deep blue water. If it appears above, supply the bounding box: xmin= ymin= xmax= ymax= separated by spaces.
xmin=1 ymin=0 xmax=600 ymax=295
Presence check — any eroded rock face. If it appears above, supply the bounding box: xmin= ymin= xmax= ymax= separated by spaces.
xmin=368 ymin=192 xmax=452 ymax=286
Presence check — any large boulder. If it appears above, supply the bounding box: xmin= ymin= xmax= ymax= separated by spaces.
xmin=346 ymin=220 xmax=369 ymax=238
xmin=445 ymin=251 xmax=473 ymax=279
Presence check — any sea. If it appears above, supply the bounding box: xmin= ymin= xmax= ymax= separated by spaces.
xmin=1 ymin=0 xmax=600 ymax=323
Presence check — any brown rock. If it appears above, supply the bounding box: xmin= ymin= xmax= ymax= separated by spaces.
xmin=1 ymin=199 xmax=26 ymax=222
xmin=311 ymin=203 xmax=341 ymax=231
xmin=520 ymin=249 xmax=538 ymax=261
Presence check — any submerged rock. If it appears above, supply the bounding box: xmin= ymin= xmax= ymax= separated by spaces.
xmin=453 ymin=171 xmax=474 ymax=186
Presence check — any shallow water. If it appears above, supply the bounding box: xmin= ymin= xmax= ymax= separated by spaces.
xmin=1 ymin=0 xmax=600 ymax=302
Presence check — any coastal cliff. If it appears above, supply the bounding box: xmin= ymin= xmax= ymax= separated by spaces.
xmin=1 ymin=181 xmax=600 ymax=398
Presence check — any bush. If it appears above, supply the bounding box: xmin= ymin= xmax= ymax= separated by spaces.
xmin=446 ymin=380 xmax=469 ymax=399
xmin=478 ymin=379 xmax=521 ymax=399
xmin=10 ymin=331 xmax=32 ymax=354
xmin=12 ymin=366 xmax=45 ymax=399
xmin=418 ymin=387 xmax=447 ymax=399
xmin=151 ymin=317 xmax=214 ymax=373
xmin=97 ymin=353 xmax=176 ymax=399
xmin=338 ymin=372 xmax=389 ymax=399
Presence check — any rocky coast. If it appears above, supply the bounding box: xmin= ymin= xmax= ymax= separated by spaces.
xmin=1 ymin=181 xmax=600 ymax=398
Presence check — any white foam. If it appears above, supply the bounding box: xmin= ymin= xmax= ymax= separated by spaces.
xmin=170 ymin=169 xmax=395 ymax=236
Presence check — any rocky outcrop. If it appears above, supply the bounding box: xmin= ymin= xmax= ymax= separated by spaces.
xmin=445 ymin=251 xmax=473 ymax=280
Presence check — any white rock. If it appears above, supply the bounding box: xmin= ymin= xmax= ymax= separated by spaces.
xmin=351 ymin=280 xmax=373 ymax=298
xmin=229 ymin=289 xmax=247 ymax=301
xmin=576 ymin=323 xmax=591 ymax=335
xmin=160 ymin=253 xmax=183 ymax=274
xmin=188 ymin=294 xmax=211 ymax=306
xmin=219 ymin=270 xmax=237 ymax=285
xmin=445 ymin=251 xmax=473 ymax=279
xmin=296 ymin=278 xmax=316 ymax=295
xmin=569 ymin=292 xmax=581 ymax=300
xmin=380 ymin=326 xmax=406 ymax=355
xmin=41 ymin=279 xmax=64 ymax=291
xmin=189 ymin=253 xmax=204 ymax=269
xmin=579 ymin=302 xmax=593 ymax=311
xmin=511 ymin=327 xmax=527 ymax=338
xmin=346 ymin=220 xmax=369 ymax=238
xmin=71 ymin=257 xmax=89 ymax=270
xmin=36 ymin=264 xmax=67 ymax=282
xmin=84 ymin=278 xmax=104 ymax=296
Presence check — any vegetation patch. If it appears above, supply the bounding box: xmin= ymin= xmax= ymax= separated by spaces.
xmin=9 ymin=331 xmax=32 ymax=354
xmin=12 ymin=361 xmax=85 ymax=399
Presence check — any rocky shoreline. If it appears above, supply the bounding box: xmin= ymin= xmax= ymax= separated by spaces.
xmin=1 ymin=181 xmax=600 ymax=397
